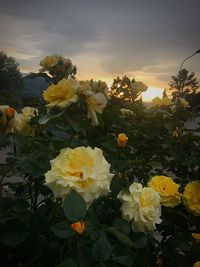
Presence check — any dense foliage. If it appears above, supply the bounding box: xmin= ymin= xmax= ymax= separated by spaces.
xmin=0 ymin=51 xmax=23 ymax=106
xmin=0 ymin=55 xmax=200 ymax=267
xmin=169 ymin=68 xmax=199 ymax=99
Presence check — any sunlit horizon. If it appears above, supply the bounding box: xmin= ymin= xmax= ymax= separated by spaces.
xmin=142 ymin=86 xmax=164 ymax=102
xmin=20 ymin=67 xmax=164 ymax=102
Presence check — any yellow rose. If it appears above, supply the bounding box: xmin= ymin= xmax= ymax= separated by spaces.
xmin=45 ymin=146 xmax=114 ymax=206
xmin=117 ymin=133 xmax=128 ymax=147
xmin=40 ymin=54 xmax=63 ymax=69
xmin=79 ymin=81 xmax=93 ymax=97
xmin=148 ymin=175 xmax=181 ymax=207
xmin=43 ymin=78 xmax=80 ymax=108
xmin=22 ymin=107 xmax=38 ymax=118
xmin=183 ymin=181 xmax=200 ymax=216
xmin=20 ymin=107 xmax=38 ymax=136
xmin=148 ymin=175 xmax=182 ymax=207
xmin=193 ymin=262 xmax=200 ymax=267
xmin=86 ymin=92 xmax=107 ymax=126
xmin=6 ymin=107 xmax=37 ymax=136
xmin=78 ymin=81 xmax=108 ymax=125
xmin=90 ymin=80 xmax=110 ymax=100
xmin=118 ymin=182 xmax=162 ymax=232
xmin=71 ymin=221 xmax=86 ymax=235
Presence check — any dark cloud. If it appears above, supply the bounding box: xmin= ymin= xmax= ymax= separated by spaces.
xmin=0 ymin=0 xmax=199 ymax=86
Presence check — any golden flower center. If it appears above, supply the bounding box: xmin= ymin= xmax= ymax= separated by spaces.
xmin=68 ymin=171 xmax=83 ymax=179
xmin=68 ymin=150 xmax=93 ymax=171
xmin=140 ymin=192 xmax=152 ymax=208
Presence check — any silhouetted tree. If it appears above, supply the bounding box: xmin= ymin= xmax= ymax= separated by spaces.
xmin=169 ymin=68 xmax=199 ymax=99
xmin=0 ymin=51 xmax=23 ymax=105
xmin=110 ymin=76 xmax=147 ymax=102
xmin=0 ymin=51 xmax=23 ymax=90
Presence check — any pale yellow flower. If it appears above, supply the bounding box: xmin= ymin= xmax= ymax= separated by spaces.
xmin=20 ymin=107 xmax=38 ymax=136
xmin=148 ymin=175 xmax=182 ymax=207
xmin=40 ymin=54 xmax=62 ymax=68
xmin=22 ymin=107 xmax=38 ymax=118
xmin=45 ymin=146 xmax=114 ymax=206
xmin=78 ymin=81 xmax=108 ymax=125
xmin=90 ymin=80 xmax=110 ymax=100
xmin=43 ymin=78 xmax=80 ymax=108
xmin=6 ymin=112 xmax=23 ymax=133
xmin=78 ymin=81 xmax=93 ymax=97
xmin=118 ymin=182 xmax=162 ymax=232
xmin=183 ymin=181 xmax=200 ymax=216
xmin=39 ymin=55 xmax=73 ymax=77
xmin=6 ymin=107 xmax=38 ymax=136
xmin=86 ymin=92 xmax=107 ymax=125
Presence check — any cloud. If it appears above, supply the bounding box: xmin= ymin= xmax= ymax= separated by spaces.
xmin=0 ymin=0 xmax=199 ymax=87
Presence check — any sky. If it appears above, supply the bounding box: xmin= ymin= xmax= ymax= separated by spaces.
xmin=0 ymin=0 xmax=200 ymax=100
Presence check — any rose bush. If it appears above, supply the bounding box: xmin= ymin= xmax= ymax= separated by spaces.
xmin=0 ymin=54 xmax=200 ymax=267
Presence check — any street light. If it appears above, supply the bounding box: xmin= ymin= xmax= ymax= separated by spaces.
xmin=180 ymin=49 xmax=200 ymax=71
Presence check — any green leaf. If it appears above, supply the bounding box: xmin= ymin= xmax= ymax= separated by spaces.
xmin=51 ymin=221 xmax=75 ymax=239
xmin=132 ymin=232 xmax=148 ymax=249
xmin=92 ymin=234 xmax=112 ymax=262
xmin=50 ymin=129 xmax=70 ymax=141
xmin=105 ymin=226 xmax=135 ymax=248
xmin=38 ymin=110 xmax=65 ymax=125
xmin=113 ymin=218 xmax=130 ymax=235
xmin=63 ymin=191 xmax=87 ymax=222
xmin=66 ymin=117 xmax=87 ymax=135
xmin=57 ymin=258 xmax=78 ymax=267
